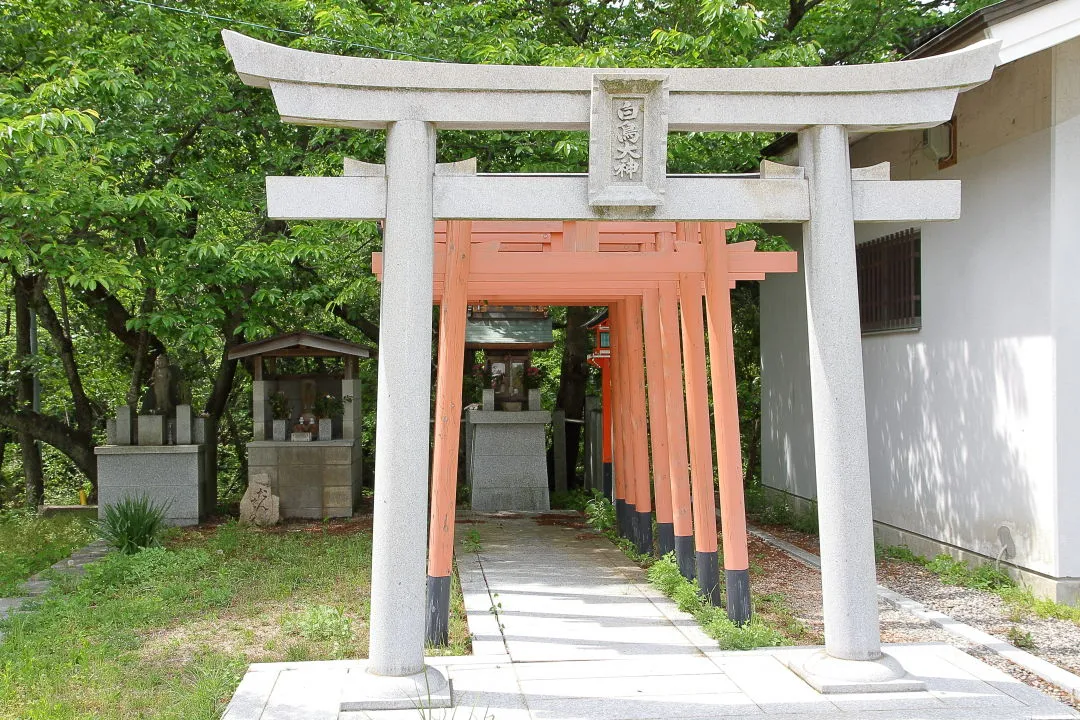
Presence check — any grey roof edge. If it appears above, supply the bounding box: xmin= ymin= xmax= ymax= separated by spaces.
xmin=228 ymin=331 xmax=374 ymax=360
xmin=906 ymin=0 xmax=1057 ymax=59
xmin=762 ymin=0 xmax=1054 ymax=159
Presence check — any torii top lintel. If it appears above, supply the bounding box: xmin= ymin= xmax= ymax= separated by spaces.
xmin=222 ymin=30 xmax=998 ymax=133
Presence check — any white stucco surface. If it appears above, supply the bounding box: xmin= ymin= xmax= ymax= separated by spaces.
xmin=1051 ymin=37 xmax=1080 ymax=578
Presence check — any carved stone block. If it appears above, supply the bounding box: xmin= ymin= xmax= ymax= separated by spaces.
xmin=588 ymin=74 xmax=670 ymax=210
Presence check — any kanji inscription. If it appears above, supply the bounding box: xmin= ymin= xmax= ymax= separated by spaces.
xmin=613 ymin=99 xmax=643 ymax=180
xmin=589 ymin=74 xmax=669 ymax=210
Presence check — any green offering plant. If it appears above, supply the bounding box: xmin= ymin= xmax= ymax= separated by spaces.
xmin=269 ymin=391 xmax=291 ymax=420
xmin=97 ymin=496 xmax=170 ymax=554
xmin=313 ymin=393 xmax=345 ymax=419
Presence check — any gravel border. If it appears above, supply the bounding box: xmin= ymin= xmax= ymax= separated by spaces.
xmin=748 ymin=525 xmax=1080 ymax=709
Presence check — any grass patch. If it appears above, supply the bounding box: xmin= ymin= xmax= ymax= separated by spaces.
xmin=647 ymin=555 xmax=788 ymax=650
xmin=0 ymin=510 xmax=96 ymax=595
xmin=0 ymin=518 xmax=468 ymax=719
xmin=880 ymin=545 xmax=1080 ymax=626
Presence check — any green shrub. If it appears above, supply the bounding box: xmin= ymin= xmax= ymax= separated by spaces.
xmin=585 ymin=495 xmax=616 ymax=534
xmin=97 ymin=496 xmax=170 ymax=554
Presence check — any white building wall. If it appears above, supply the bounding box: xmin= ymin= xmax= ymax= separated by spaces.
xmin=760 ymin=47 xmax=1076 ymax=586
xmin=1051 ymin=37 xmax=1080 ymax=579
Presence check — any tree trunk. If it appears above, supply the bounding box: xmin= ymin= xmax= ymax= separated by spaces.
xmin=203 ymin=321 xmax=244 ymax=508
xmin=13 ymin=274 xmax=43 ymax=507
xmin=27 ymin=275 xmax=94 ymax=436
xmin=556 ymin=306 xmax=592 ymax=488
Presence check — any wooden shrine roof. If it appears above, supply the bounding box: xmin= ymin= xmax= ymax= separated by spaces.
xmin=228 ymin=331 xmax=373 ymax=360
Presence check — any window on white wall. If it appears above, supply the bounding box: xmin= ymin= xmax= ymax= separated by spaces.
xmin=856 ymin=228 xmax=921 ymax=334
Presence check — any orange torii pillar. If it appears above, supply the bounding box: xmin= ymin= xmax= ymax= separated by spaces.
xmin=425 ymin=220 xmax=472 ymax=646
xmin=641 ymin=287 xmax=676 ymax=557
xmin=601 ymin=346 xmax=614 ymax=499
xmin=624 ymin=295 xmax=654 ymax=555
xmin=608 ymin=303 xmax=632 ymax=539
xmin=657 ymin=280 xmax=696 ymax=579
xmin=678 ymin=272 xmax=722 ymax=606
xmin=703 ymin=224 xmax=752 ymax=625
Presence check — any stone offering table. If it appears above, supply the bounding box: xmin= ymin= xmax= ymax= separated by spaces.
xmin=465 ymin=390 xmax=551 ymax=512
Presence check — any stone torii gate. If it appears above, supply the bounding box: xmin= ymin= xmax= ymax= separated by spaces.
xmin=224 ymin=31 xmax=998 ymax=708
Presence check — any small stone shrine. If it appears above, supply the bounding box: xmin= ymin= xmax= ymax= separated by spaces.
xmin=96 ymin=354 xmax=210 ymax=526
xmin=463 ymin=306 xmax=554 ymax=511
xmin=229 ymin=332 xmax=371 ymax=519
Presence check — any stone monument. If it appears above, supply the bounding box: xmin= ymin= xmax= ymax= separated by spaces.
xmin=240 ymin=472 xmax=280 ymax=526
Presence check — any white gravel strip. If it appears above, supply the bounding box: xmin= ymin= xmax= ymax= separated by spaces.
xmin=748 ymin=525 xmax=1080 ymax=700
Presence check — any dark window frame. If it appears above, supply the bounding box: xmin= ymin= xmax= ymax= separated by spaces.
xmin=856 ymin=228 xmax=922 ymax=334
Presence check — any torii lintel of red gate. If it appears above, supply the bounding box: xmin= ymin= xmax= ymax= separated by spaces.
xmin=370 ymin=220 xmax=797 ymax=644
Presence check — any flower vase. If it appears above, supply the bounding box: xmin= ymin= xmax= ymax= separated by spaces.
xmin=272 ymin=419 xmax=287 ymax=441
xmin=318 ymin=418 xmax=333 ymax=441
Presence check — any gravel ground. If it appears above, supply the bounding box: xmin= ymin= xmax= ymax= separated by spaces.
xmin=878 ymin=558 xmax=1080 ymax=676
xmin=745 ymin=530 xmax=1080 ymax=711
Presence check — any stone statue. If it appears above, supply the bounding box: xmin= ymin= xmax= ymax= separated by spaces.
xmin=140 ymin=354 xmax=190 ymax=416
xmin=240 ymin=473 xmax=280 ymax=526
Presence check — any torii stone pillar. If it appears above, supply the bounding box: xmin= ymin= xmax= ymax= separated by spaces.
xmin=352 ymin=120 xmax=452 ymax=708
xmin=789 ymin=124 xmax=916 ymax=691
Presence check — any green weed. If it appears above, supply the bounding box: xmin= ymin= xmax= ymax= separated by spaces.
xmin=97 ymin=495 xmax=170 ymax=554
xmin=646 ymin=554 xmax=787 ymax=650
xmin=1006 ymin=625 xmax=1036 ymax=650
xmin=461 ymin=527 xmax=482 ymax=553
xmin=882 ymin=546 xmax=1080 ymax=627
xmin=585 ymin=494 xmax=617 ymax=535
xmin=284 ymin=603 xmax=353 ymax=643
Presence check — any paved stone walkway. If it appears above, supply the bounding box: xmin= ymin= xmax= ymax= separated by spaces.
xmin=225 ymin=513 xmax=1079 ymax=720
xmin=0 ymin=539 xmax=109 ymax=642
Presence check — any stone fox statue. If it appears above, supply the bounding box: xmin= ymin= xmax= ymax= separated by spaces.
xmin=140 ymin=354 xmax=191 ymax=417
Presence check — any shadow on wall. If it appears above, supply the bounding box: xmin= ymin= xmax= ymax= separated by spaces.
xmin=864 ymin=335 xmax=1051 ymax=575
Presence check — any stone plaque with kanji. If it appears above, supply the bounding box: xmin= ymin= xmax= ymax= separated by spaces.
xmin=588 ymin=74 xmax=669 ymax=211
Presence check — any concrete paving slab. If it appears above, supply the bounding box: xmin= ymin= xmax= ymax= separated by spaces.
xmin=263 ymin=665 xmax=346 ymax=720
xmin=220 ymin=516 xmax=1079 ymax=720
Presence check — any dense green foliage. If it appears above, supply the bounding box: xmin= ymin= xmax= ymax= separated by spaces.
xmin=0 ymin=511 xmax=95 ymax=595
xmin=0 ymin=0 xmax=997 ymax=506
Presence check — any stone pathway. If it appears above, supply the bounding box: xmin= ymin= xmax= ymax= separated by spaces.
xmin=224 ymin=513 xmax=1080 ymax=720
xmin=0 ymin=539 xmax=110 ymax=642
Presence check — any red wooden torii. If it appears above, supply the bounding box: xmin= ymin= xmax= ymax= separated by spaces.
xmin=373 ymin=220 xmax=797 ymax=644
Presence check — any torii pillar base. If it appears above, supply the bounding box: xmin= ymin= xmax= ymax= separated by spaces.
xmin=785 ymin=649 xmax=926 ymax=695
xmin=340 ymin=664 xmax=452 ymax=711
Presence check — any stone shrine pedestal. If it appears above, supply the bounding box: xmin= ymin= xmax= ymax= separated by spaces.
xmin=465 ymin=408 xmax=551 ymax=512
xmin=96 ymin=404 xmax=210 ymax=527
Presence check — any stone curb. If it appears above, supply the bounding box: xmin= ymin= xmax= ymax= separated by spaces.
xmin=747 ymin=525 xmax=1080 ymax=700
